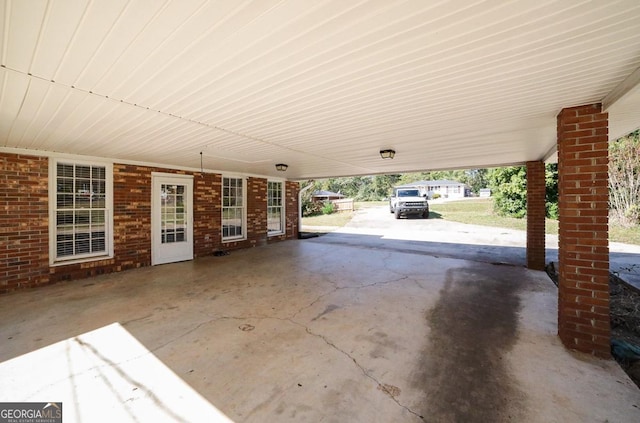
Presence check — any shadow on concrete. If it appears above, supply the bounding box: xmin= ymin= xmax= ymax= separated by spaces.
xmin=308 ymin=231 xmax=532 ymax=267
xmin=307 ymin=231 xmax=640 ymax=277
xmin=392 ymin=211 xmax=443 ymax=220
xmin=428 ymin=211 xmax=443 ymax=219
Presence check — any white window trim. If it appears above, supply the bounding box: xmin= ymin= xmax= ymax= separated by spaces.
xmin=267 ymin=180 xmax=285 ymax=236
xmin=49 ymin=158 xmax=114 ymax=265
xmin=222 ymin=176 xmax=247 ymax=242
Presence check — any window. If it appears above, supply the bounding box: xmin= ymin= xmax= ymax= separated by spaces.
xmin=267 ymin=181 xmax=284 ymax=235
xmin=222 ymin=177 xmax=245 ymax=241
xmin=51 ymin=160 xmax=112 ymax=263
xmin=160 ymin=184 xmax=186 ymax=243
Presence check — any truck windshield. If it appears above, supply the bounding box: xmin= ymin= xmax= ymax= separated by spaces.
xmin=398 ymin=190 xmax=420 ymax=197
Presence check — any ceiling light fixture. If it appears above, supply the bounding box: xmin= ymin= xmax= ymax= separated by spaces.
xmin=380 ymin=149 xmax=395 ymax=159
xmin=275 ymin=163 xmax=288 ymax=171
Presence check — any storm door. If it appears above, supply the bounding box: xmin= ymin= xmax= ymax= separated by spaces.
xmin=151 ymin=173 xmax=193 ymax=265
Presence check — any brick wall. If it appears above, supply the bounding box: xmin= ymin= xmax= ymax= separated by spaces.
xmin=0 ymin=153 xmax=50 ymax=290
xmin=248 ymin=177 xmax=268 ymax=247
xmin=218 ymin=177 xmax=267 ymax=251
xmin=49 ymin=163 xmax=165 ymax=282
xmin=526 ymin=161 xmax=546 ymax=270
xmin=1 ymin=152 xmax=299 ymax=292
xmin=194 ymin=172 xmax=221 ymax=257
xmin=285 ymin=181 xmax=300 ymax=240
xmin=557 ymin=103 xmax=610 ymax=358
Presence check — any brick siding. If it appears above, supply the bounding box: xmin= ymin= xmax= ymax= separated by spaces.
xmin=194 ymin=172 xmax=222 ymax=256
xmin=526 ymin=161 xmax=546 ymax=270
xmin=1 ymin=152 xmax=299 ymax=292
xmin=557 ymin=103 xmax=610 ymax=358
xmin=285 ymin=181 xmax=300 ymax=240
xmin=0 ymin=153 xmax=50 ymax=290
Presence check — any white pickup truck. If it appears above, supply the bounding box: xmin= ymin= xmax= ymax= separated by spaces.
xmin=389 ymin=188 xmax=430 ymax=219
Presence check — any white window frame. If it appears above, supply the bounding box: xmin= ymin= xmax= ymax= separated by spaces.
xmin=267 ymin=180 xmax=285 ymax=236
xmin=49 ymin=158 xmax=114 ymax=265
xmin=222 ymin=176 xmax=247 ymax=242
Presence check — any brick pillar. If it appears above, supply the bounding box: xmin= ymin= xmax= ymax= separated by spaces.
xmin=557 ymin=104 xmax=610 ymax=358
xmin=526 ymin=161 xmax=546 ymax=270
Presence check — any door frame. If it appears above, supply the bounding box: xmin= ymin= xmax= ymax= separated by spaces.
xmin=151 ymin=172 xmax=194 ymax=265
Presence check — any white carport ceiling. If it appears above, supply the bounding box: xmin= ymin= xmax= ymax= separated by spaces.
xmin=1 ymin=0 xmax=640 ymax=180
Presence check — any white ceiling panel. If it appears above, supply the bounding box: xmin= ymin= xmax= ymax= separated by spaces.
xmin=1 ymin=0 xmax=640 ymax=179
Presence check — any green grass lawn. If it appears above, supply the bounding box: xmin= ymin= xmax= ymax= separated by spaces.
xmin=430 ymin=198 xmax=640 ymax=245
xmin=301 ymin=201 xmax=385 ymax=227
xmin=429 ymin=199 xmax=558 ymax=235
xmin=610 ymin=225 xmax=640 ymax=245
xmin=302 ymin=198 xmax=640 ymax=245
xmin=301 ymin=211 xmax=354 ymax=228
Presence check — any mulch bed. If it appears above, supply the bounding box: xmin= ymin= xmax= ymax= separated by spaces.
xmin=546 ymin=262 xmax=640 ymax=388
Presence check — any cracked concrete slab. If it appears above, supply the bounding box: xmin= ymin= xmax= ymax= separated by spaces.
xmin=1 ymin=238 xmax=639 ymax=422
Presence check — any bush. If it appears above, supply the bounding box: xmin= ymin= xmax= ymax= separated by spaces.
xmin=432 ymin=193 xmax=441 ymax=199
xmin=321 ymin=201 xmax=335 ymax=215
xmin=302 ymin=200 xmax=323 ymax=217
xmin=546 ymin=202 xmax=559 ymax=220
xmin=489 ymin=164 xmax=558 ymax=219
xmin=625 ymin=204 xmax=640 ymax=225
xmin=489 ymin=166 xmax=527 ymax=218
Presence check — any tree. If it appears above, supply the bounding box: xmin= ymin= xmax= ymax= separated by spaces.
xmin=545 ymin=164 xmax=558 ymax=219
xmin=488 ymin=166 xmax=528 ymax=218
xmin=462 ymin=168 xmax=489 ymax=194
xmin=429 ymin=169 xmax=467 ymax=182
xmin=371 ymin=174 xmax=401 ymax=199
xmin=609 ymin=130 xmax=640 ymax=226
xmin=398 ymin=172 xmax=430 ymax=185
xmin=488 ymin=164 xmax=558 ymax=219
xmin=301 ymin=174 xmax=402 ymax=216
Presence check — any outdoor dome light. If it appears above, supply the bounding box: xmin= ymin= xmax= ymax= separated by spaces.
xmin=275 ymin=163 xmax=288 ymax=171
xmin=380 ymin=149 xmax=395 ymax=159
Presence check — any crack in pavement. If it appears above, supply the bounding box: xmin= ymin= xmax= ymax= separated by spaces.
xmin=292 ymin=274 xmax=410 ymax=319
xmin=285 ymin=318 xmax=424 ymax=421
xmin=141 ymin=274 xmax=421 ymax=420
xmin=145 ymin=313 xmax=271 ymax=353
xmin=189 ymin=312 xmax=426 ymax=421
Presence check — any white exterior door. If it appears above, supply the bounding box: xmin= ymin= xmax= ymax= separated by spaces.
xmin=151 ymin=173 xmax=194 ymax=265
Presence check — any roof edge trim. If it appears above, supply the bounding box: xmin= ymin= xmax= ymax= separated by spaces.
xmin=602 ymin=66 xmax=640 ymax=112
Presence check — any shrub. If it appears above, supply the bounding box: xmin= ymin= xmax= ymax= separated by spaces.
xmin=302 ymin=200 xmax=323 ymax=217
xmin=432 ymin=193 xmax=441 ymax=199
xmin=489 ymin=164 xmax=558 ymax=219
xmin=322 ymin=201 xmax=335 ymax=215
xmin=625 ymin=204 xmax=640 ymax=225
xmin=546 ymin=202 xmax=559 ymax=220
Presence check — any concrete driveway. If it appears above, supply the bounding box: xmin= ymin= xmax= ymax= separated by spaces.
xmin=309 ymin=203 xmax=640 ymax=287
xmin=1 ymin=213 xmax=639 ymax=421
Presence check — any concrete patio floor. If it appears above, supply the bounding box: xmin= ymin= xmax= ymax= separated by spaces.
xmin=1 ymin=237 xmax=639 ymax=422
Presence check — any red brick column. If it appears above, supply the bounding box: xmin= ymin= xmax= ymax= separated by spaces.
xmin=526 ymin=161 xmax=546 ymax=270
xmin=557 ymin=104 xmax=610 ymax=358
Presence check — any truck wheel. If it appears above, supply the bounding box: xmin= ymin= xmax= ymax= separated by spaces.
xmin=395 ymin=209 xmax=401 ymax=219
xmin=423 ymin=210 xmax=429 ymax=219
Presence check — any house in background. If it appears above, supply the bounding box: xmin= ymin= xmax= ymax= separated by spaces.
xmin=398 ymin=180 xmax=470 ymax=199
xmin=312 ymin=190 xmax=345 ymax=202
xmin=311 ymin=190 xmax=354 ymax=212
